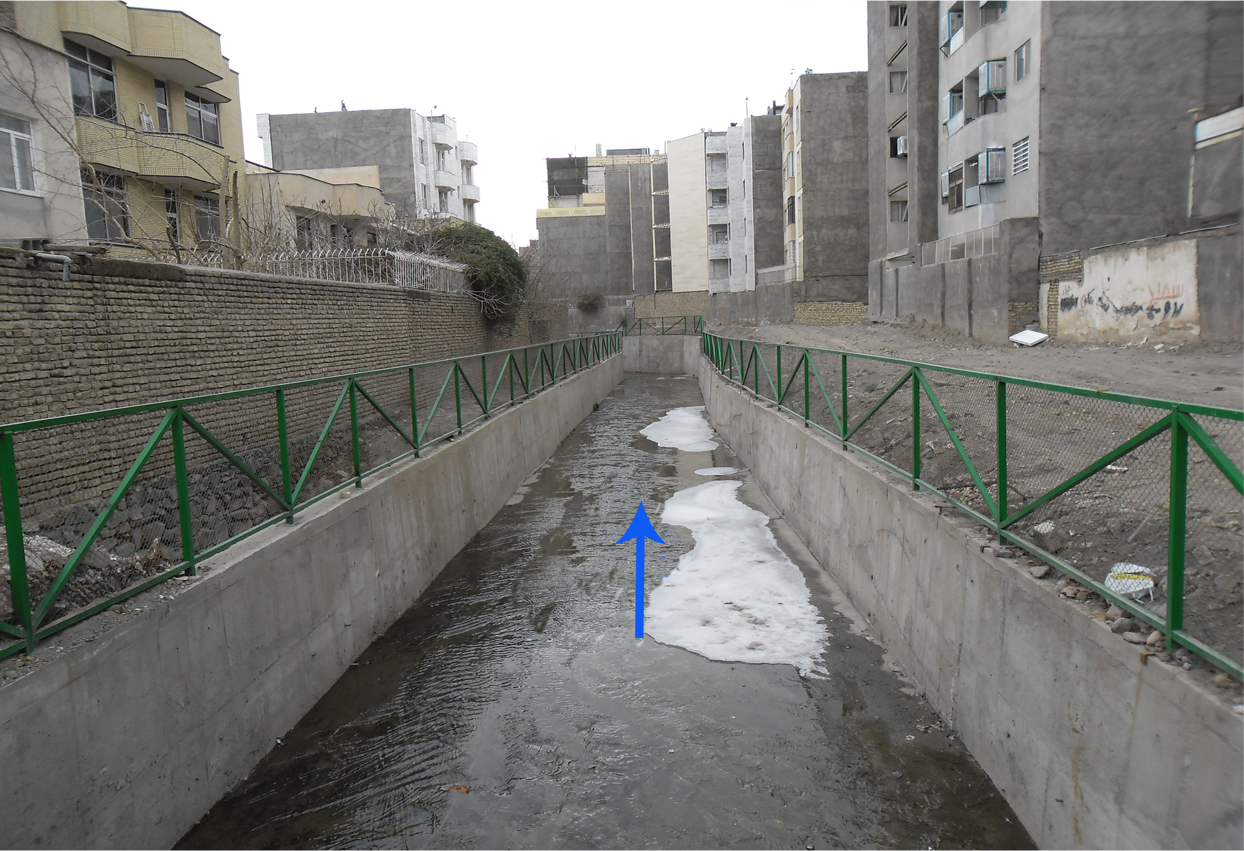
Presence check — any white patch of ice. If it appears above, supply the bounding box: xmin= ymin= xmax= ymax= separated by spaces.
xmin=639 ymin=406 xmax=718 ymax=452
xmin=647 ymin=480 xmax=828 ymax=677
xmin=694 ymin=467 xmax=739 ymax=477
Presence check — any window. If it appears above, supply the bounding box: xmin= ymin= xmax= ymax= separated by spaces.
xmin=710 ymin=189 xmax=728 ymax=207
xmin=1015 ymin=41 xmax=1030 ymax=82
xmin=947 ymin=165 xmax=964 ymax=212
xmin=194 ymin=194 xmax=220 ymax=245
xmin=981 ymin=0 xmax=1006 ymax=25
xmin=710 ymin=259 xmax=730 ymax=279
xmin=889 ymin=4 xmax=907 ymax=26
xmin=295 ymin=216 xmax=314 ymax=250
xmin=940 ymin=7 xmax=964 ymax=53
xmin=786 ymin=196 xmax=796 ymax=225
xmin=82 ymin=170 xmax=128 ymax=240
xmin=419 ymin=139 xmax=427 ymax=163
xmin=438 ymin=187 xmax=451 ymax=210
xmin=786 ymin=151 xmax=795 ymax=178
xmin=0 ymin=113 xmax=35 ymax=193
xmin=462 ymin=163 xmax=473 ymax=184
xmin=65 ymin=40 xmax=117 ymax=120
xmin=185 ymin=94 xmax=220 ymax=145
xmin=154 ymin=81 xmax=170 ymax=132
xmin=889 ymin=71 xmax=908 ymax=94
xmin=890 ymin=200 xmax=909 ymax=222
xmin=710 ymin=224 xmax=729 ymax=243
xmin=164 ymin=188 xmax=179 ymax=242
xmin=944 ymin=85 xmax=965 ymax=133
xmin=1012 ymin=137 xmax=1030 ymax=174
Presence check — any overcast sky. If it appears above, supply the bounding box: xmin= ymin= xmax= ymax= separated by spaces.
xmin=170 ymin=0 xmax=868 ymax=248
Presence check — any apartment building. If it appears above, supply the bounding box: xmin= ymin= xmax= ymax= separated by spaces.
xmin=2 ymin=1 xmax=245 ymax=252
xmin=244 ymin=163 xmax=394 ymax=252
xmin=260 ymin=108 xmax=480 ymax=223
xmin=537 ymin=148 xmax=662 ymax=299
xmin=667 ymin=119 xmax=783 ymax=294
xmin=780 ymin=73 xmax=870 ymax=301
xmin=868 ymin=1 xmax=1243 ymax=342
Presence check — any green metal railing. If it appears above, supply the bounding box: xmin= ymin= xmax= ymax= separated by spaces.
xmin=703 ymin=332 xmax=1244 ymax=679
xmin=620 ymin=316 xmax=704 ymax=336
xmin=0 ymin=332 xmax=620 ymax=660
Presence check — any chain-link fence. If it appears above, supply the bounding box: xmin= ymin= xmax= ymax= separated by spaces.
xmin=0 ymin=333 xmax=620 ymax=660
xmin=703 ymin=333 xmax=1244 ymax=678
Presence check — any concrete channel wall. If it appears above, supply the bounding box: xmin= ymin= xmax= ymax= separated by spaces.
xmin=698 ymin=363 xmax=1243 ymax=850
xmin=622 ymin=334 xmax=702 ymax=375
xmin=0 ymin=356 xmax=622 ymax=850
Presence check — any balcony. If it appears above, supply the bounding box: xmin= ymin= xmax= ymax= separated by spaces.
xmin=429 ymin=123 xmax=453 ymax=148
xmin=707 ymin=206 xmax=729 ymax=225
xmin=706 ymin=171 xmax=728 ymax=190
xmin=460 ymin=183 xmax=480 ymax=203
xmin=125 ymin=8 xmax=228 ymax=91
xmin=434 ymin=169 xmax=457 ymax=189
xmin=707 ymin=242 xmax=730 ymax=260
xmin=76 ymin=116 xmax=225 ymax=189
xmin=458 ymin=141 xmax=478 ymax=164
xmin=705 ymin=134 xmax=727 ymax=155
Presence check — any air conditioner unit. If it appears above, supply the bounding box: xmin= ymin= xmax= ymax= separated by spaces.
xmin=940 ymin=171 xmax=950 ymax=199
xmin=980 ymin=147 xmax=1007 ymax=183
xmin=896 ymin=135 xmax=909 ymax=157
xmin=978 ymin=60 xmax=1007 ymax=97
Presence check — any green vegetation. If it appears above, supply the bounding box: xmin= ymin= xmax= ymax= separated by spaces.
xmin=410 ymin=222 xmax=527 ymax=326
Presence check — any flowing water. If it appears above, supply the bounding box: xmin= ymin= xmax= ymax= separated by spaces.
xmin=179 ymin=373 xmax=1033 ymax=850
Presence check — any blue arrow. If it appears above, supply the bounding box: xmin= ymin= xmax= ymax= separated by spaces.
xmin=616 ymin=502 xmax=665 ymax=639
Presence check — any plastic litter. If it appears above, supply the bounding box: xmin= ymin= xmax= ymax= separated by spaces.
xmin=1009 ymin=329 xmax=1049 ymax=346
xmin=1105 ymin=563 xmax=1155 ymax=602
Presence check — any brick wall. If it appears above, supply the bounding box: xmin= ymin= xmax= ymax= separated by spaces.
xmin=1044 ymin=282 xmax=1060 ymax=336
xmin=1008 ymin=302 xmax=1038 ymax=335
xmin=793 ymin=301 xmax=867 ymax=326
xmin=632 ymin=290 xmax=708 ymax=319
xmin=1038 ymin=250 xmax=1084 ymax=284
xmin=0 ymin=250 xmax=533 ymax=520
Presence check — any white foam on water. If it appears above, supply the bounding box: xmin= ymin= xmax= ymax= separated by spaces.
xmin=639 ymin=406 xmax=718 ymax=452
xmin=694 ymin=467 xmax=739 ymax=476
xmin=647 ymin=480 xmax=828 ymax=677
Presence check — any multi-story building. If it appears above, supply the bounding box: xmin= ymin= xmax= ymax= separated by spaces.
xmin=2 ymin=1 xmax=245 ymax=253
xmin=780 ymin=73 xmax=870 ymax=301
xmin=667 ymin=119 xmax=783 ymax=294
xmin=243 ymin=163 xmax=393 ymax=252
xmin=868 ymin=1 xmax=1243 ymax=343
xmin=260 ymin=108 xmax=480 ymax=223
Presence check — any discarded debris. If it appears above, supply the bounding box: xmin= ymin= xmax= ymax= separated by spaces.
xmin=1009 ymin=329 xmax=1049 ymax=347
xmin=448 ymin=784 xmax=470 ymax=793
xmin=1105 ymin=564 xmax=1155 ymax=601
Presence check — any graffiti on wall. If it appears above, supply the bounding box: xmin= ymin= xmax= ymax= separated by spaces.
xmin=1057 ymin=239 xmax=1200 ymax=342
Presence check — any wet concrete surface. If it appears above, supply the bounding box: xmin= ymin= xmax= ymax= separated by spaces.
xmin=179 ymin=374 xmax=1033 ymax=850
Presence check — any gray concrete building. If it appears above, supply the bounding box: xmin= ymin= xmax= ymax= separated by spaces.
xmin=781 ymin=73 xmax=871 ymax=301
xmin=259 ymin=108 xmax=479 ymax=222
xmin=868 ymin=0 xmax=1243 ymax=343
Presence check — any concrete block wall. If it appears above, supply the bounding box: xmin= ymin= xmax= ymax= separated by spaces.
xmin=0 ymin=250 xmax=531 ymax=514
xmin=0 ymin=355 xmax=622 ymax=850
xmin=792 ymin=301 xmax=867 ymax=326
xmin=699 ymin=364 xmax=1243 ymax=850
xmin=622 ymin=335 xmax=702 ymax=375
xmin=631 ymin=290 xmax=708 ymax=320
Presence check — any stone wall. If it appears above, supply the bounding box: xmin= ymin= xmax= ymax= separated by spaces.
xmin=631 ymin=290 xmax=708 ymax=319
xmin=793 ymin=301 xmax=867 ymax=326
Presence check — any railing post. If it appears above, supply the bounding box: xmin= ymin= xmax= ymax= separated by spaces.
xmin=1167 ymin=411 xmax=1188 ymax=646
xmin=509 ymin=354 xmax=515 ymax=405
xmin=454 ymin=363 xmax=463 ymax=432
xmin=409 ymin=367 xmax=420 ymax=457
xmin=276 ymin=388 xmax=294 ymax=522
xmin=911 ymin=371 xmax=922 ymax=489
xmin=171 ymin=409 xmax=196 ymax=576
xmin=523 ymin=347 xmax=530 ymax=396
xmin=996 ymin=380 xmax=1008 ymax=543
xmin=349 ymin=380 xmax=363 ymax=486
xmin=803 ymin=351 xmax=810 ymax=426
xmin=0 ymin=430 xmax=35 ymax=652
xmin=776 ymin=345 xmax=783 ymax=406
xmin=661 ymin=317 xmax=666 ymax=335
xmin=481 ymin=354 xmax=489 ymax=416
xmin=841 ymin=353 xmax=849 ymax=449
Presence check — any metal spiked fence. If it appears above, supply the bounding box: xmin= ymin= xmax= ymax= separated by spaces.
xmin=703 ymin=332 xmax=1244 ymax=679
xmin=620 ymin=316 xmax=704 ymax=336
xmin=0 ymin=333 xmax=620 ymax=660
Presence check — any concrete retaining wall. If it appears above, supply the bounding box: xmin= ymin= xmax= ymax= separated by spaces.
xmin=699 ymin=362 xmax=1243 ymax=850
xmin=622 ymin=334 xmax=702 ymax=375
xmin=0 ymin=356 xmax=622 ymax=850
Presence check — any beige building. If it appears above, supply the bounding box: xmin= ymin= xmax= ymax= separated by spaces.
xmin=4 ymin=1 xmax=245 ymax=255
xmin=244 ymin=163 xmax=394 ymax=252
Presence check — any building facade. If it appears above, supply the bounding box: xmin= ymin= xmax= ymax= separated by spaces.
xmin=3 ymin=1 xmax=246 ymax=254
xmin=243 ymin=163 xmax=393 ymax=252
xmin=260 ymin=108 xmax=480 ymax=223
xmin=868 ymin=0 xmax=1243 ymax=343
xmin=781 ymin=72 xmax=870 ymax=301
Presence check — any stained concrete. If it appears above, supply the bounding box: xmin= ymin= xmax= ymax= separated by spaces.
xmin=699 ymin=360 xmax=1244 ymax=850
xmin=0 ymin=357 xmax=622 ymax=850
xmin=622 ymin=334 xmax=702 ymax=375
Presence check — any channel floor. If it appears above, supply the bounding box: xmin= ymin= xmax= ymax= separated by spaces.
xmin=179 ymin=373 xmax=1033 ymax=850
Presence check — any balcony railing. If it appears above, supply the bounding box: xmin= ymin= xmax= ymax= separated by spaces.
xmin=434 ymin=169 xmax=457 ymax=189
xmin=460 ymin=183 xmax=481 ymax=203
xmin=458 ymin=141 xmax=478 ymax=164
xmin=920 ymin=223 xmax=1001 ymax=266
xmin=164 ymin=248 xmax=469 ymax=293
xmin=77 ymin=117 xmax=226 ymax=189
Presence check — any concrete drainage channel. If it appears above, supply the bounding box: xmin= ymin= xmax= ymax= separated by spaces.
xmin=1 ymin=335 xmax=1240 ymax=849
